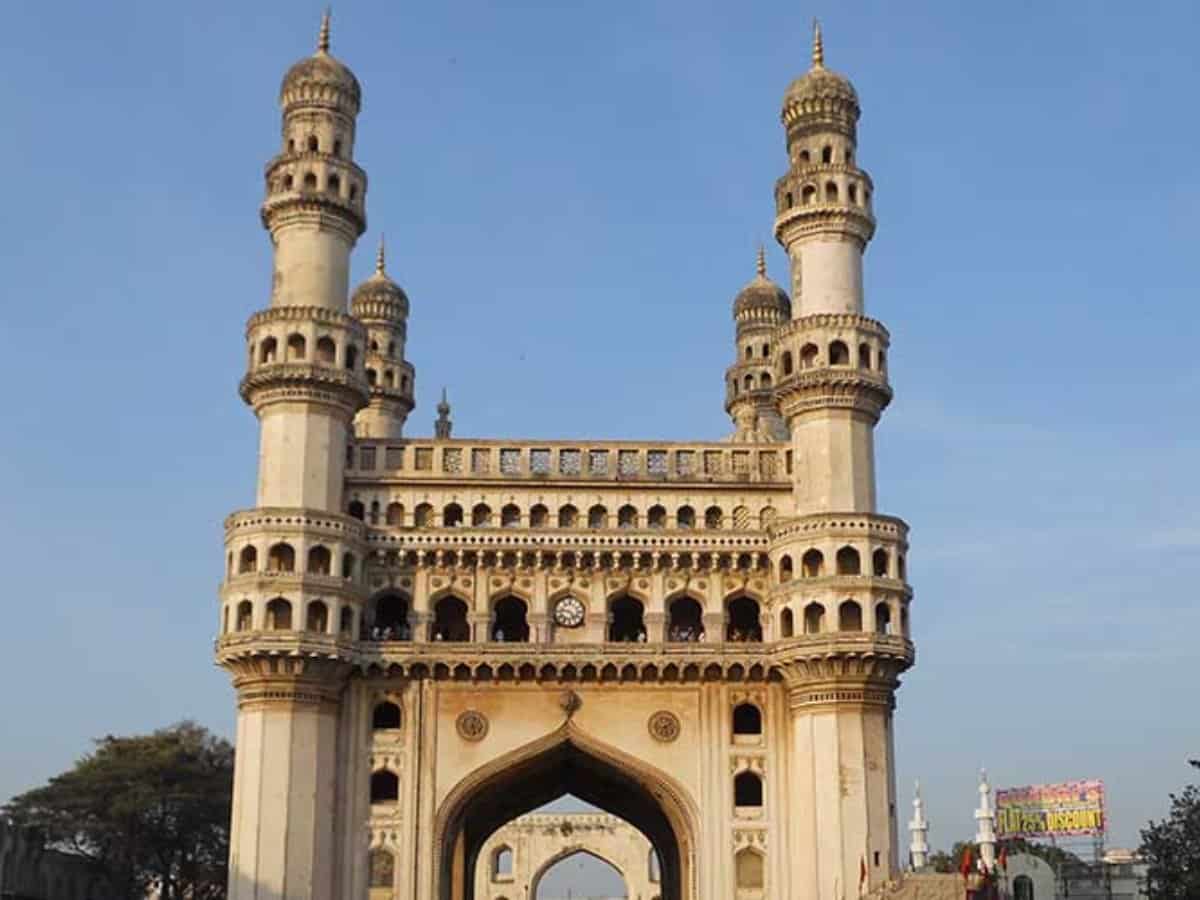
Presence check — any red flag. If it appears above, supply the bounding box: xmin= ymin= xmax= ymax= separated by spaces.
xmin=999 ymin=846 xmax=1008 ymax=872
xmin=959 ymin=846 xmax=973 ymax=881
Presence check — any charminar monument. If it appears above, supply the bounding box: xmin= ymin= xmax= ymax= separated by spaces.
xmin=216 ymin=13 xmax=945 ymax=900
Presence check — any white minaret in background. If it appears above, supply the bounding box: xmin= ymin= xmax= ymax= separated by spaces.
xmin=975 ymin=769 xmax=998 ymax=872
xmin=909 ymin=780 xmax=929 ymax=871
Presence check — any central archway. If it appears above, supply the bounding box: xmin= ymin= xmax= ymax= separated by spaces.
xmin=531 ymin=848 xmax=626 ymax=899
xmin=435 ymin=726 xmax=696 ymax=900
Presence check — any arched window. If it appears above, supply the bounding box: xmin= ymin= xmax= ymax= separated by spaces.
xmin=236 ymin=600 xmax=253 ymax=631
xmin=369 ymin=849 xmax=395 ymax=889
xmin=588 ymin=504 xmax=607 ymax=529
xmin=849 ymin=183 xmax=859 ymax=204
xmin=238 ymin=545 xmax=258 ymax=574
xmin=858 ymin=342 xmax=872 ymax=369
xmin=286 ymin=333 xmax=306 ymax=361
xmin=839 ymin=600 xmax=863 ymax=632
xmin=385 ymin=502 xmax=403 ymax=526
xmin=898 ymin=554 xmax=907 ymax=581
xmin=259 ymin=337 xmax=277 ymax=364
xmin=333 ymin=139 xmax=343 ymax=157
xmin=901 ymin=604 xmax=910 ymax=637
xmin=732 ymin=703 xmax=763 ymax=736
xmin=341 ymin=552 xmax=356 ymax=580
xmin=492 ymin=597 xmax=529 ymax=642
xmin=339 ymin=606 xmax=353 ymax=635
xmin=348 ymin=500 xmax=365 ymax=520
xmin=1013 ymin=875 xmax=1035 ymax=900
xmin=829 ymin=341 xmax=850 ymax=365
xmin=667 ymin=596 xmax=704 ymax=642
xmin=618 ymin=504 xmax=637 ymax=529
xmin=307 ymin=545 xmax=331 ymax=575
xmin=761 ymin=343 xmax=770 ymax=358
xmin=725 ymin=596 xmax=762 ymax=642
xmin=780 ymin=555 xmax=794 ymax=582
xmin=734 ymin=771 xmax=763 ymax=807
xmin=745 ymin=345 xmax=754 ymax=360
xmin=875 ymin=602 xmax=893 ymax=635
xmin=431 ymin=595 xmax=469 ymax=641
xmin=303 ymin=172 xmax=317 ymax=190
xmin=471 ymin=503 xmax=492 ymax=527
xmin=822 ymin=145 xmax=832 ymax=164
xmin=836 ymin=546 xmax=861 ymax=575
xmin=558 ymin=504 xmax=578 ymax=527
xmin=267 ymin=542 xmax=295 ymax=573
xmin=803 ymin=602 xmax=825 ymax=634
xmin=800 ymin=343 xmax=819 ymax=368
xmin=647 ymin=505 xmax=667 ymax=529
xmin=801 ymin=549 xmax=824 ymax=577
xmin=802 ymin=184 xmax=817 ymax=205
xmin=492 ymin=846 xmax=513 ymax=880
xmin=704 ymin=506 xmax=723 ymax=529
xmin=305 ymin=600 xmax=328 ymax=633
xmin=760 ymin=372 xmax=772 ymax=389
xmin=383 ymin=369 xmax=394 ymax=387
xmin=265 ymin=598 xmax=292 ymax=631
xmin=825 ymin=181 xmax=838 ymax=202
xmin=878 ymin=349 xmax=887 ymax=372
xmin=736 ymin=848 xmax=765 ymax=889
xmin=785 ymin=191 xmax=794 ymax=209
xmin=780 ymin=607 xmax=795 ymax=637
xmin=872 ymin=548 xmax=889 ymax=577
xmin=500 ymin=504 xmax=521 ymax=528
xmin=369 ymin=500 xmax=380 ymax=524
xmin=327 ymin=173 xmax=340 ymax=193
xmin=315 ymin=335 xmax=336 ymax=364
xmin=372 ymin=702 xmax=401 ymax=730
xmin=374 ymin=592 xmax=410 ymax=639
xmin=608 ymin=595 xmax=646 ymax=642
xmin=782 ymin=351 xmax=794 ymax=375
xmin=529 ymin=503 xmax=548 ymax=527
xmin=345 ymin=344 xmax=358 ymax=370
xmin=307 ymin=135 xmax=319 ymax=152
xmin=370 ymin=770 xmax=399 ymax=804
xmin=677 ymin=505 xmax=695 ymax=529
xmin=365 ymin=368 xmax=377 ymax=386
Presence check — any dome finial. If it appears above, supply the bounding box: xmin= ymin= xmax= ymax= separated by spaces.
xmin=812 ymin=19 xmax=824 ymax=69
xmin=376 ymin=233 xmax=386 ymax=275
xmin=317 ymin=8 xmax=332 ymax=54
xmin=756 ymin=245 xmax=767 ymax=278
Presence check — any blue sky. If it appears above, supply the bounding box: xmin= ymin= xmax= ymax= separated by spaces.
xmin=1 ymin=0 xmax=1198 ymax=871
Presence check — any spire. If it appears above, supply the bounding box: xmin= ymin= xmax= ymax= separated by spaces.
xmin=375 ymin=234 xmax=386 ymax=275
xmin=975 ymin=769 xmax=997 ymax=873
xmin=909 ymin=779 xmax=929 ymax=871
xmin=756 ymin=245 xmax=767 ymax=278
xmin=317 ymin=8 xmax=331 ymax=54
xmin=811 ymin=19 xmax=824 ymax=69
xmin=435 ymin=388 xmax=453 ymax=438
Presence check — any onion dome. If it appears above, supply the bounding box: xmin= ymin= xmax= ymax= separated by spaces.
xmin=734 ymin=248 xmax=791 ymax=321
xmin=279 ymin=12 xmax=361 ymax=111
xmin=781 ymin=22 xmax=859 ymax=132
xmin=351 ymin=237 xmax=409 ymax=319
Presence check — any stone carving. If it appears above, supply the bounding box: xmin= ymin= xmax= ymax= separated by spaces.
xmin=648 ymin=710 xmax=681 ymax=742
xmin=455 ymin=710 xmax=488 ymax=742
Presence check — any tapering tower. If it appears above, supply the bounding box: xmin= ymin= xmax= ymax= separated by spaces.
xmin=352 ymin=238 xmax=416 ymax=438
xmin=218 ymin=15 xmax=370 ymax=900
xmin=725 ymin=247 xmax=791 ymax=442
xmin=769 ymin=23 xmax=913 ymax=899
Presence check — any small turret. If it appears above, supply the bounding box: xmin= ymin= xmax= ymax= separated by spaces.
xmin=351 ymin=237 xmax=416 ymax=438
xmin=724 ymin=247 xmax=789 ymax=442
xmin=909 ymin=780 xmax=930 ymax=870
xmin=975 ymin=769 xmax=997 ymax=872
xmin=435 ymin=388 xmax=453 ymax=438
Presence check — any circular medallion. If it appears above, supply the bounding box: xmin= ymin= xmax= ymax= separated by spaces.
xmin=638 ymin=579 xmax=649 ymax=589
xmin=554 ymin=596 xmax=586 ymax=628
xmin=456 ymin=710 xmax=489 ymax=742
xmin=431 ymin=577 xmax=444 ymax=588
xmin=648 ymin=710 xmax=681 ymax=743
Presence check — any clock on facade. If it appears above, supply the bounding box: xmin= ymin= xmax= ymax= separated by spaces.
xmin=553 ymin=596 xmax=585 ymax=628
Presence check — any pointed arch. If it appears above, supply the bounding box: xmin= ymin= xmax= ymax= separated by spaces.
xmin=530 ymin=848 xmax=627 ymax=900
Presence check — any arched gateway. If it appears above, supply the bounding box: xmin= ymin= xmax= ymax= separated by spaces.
xmin=217 ymin=14 xmax=915 ymax=900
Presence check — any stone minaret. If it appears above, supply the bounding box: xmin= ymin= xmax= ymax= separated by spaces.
xmin=220 ymin=14 xmax=368 ymax=900
xmin=909 ymin=780 xmax=930 ymax=871
xmin=725 ymin=247 xmax=790 ymax=442
xmin=770 ymin=22 xmax=912 ymax=898
xmin=352 ymin=237 xmax=416 ymax=438
xmin=975 ymin=769 xmax=997 ymax=872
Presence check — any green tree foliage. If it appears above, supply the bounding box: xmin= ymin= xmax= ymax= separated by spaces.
xmin=3 ymin=721 xmax=233 ymax=900
xmin=1140 ymin=759 xmax=1200 ymax=900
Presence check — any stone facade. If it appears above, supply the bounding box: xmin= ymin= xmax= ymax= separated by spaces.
xmin=216 ymin=17 xmax=916 ymax=900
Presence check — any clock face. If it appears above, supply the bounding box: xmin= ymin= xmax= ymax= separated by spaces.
xmin=554 ymin=596 xmax=586 ymax=628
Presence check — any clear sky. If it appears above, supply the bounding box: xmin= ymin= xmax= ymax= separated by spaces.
xmin=1 ymin=0 xmax=1198 ymax=870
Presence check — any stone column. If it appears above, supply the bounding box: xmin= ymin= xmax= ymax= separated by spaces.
xmin=225 ymin=657 xmax=349 ymax=900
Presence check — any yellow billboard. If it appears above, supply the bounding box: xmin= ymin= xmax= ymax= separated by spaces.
xmin=995 ymin=780 xmax=1106 ymax=839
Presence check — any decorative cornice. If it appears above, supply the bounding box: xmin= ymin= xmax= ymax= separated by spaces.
xmin=245 ymin=305 xmax=365 ymax=338
xmin=774 ymin=369 xmax=893 ymax=420
xmin=773 ymin=203 xmax=875 ymax=246
xmin=775 ymin=313 xmax=890 ymax=342
xmin=260 ymin=193 xmax=365 ymax=240
xmin=225 ymin=507 xmax=368 ymax=540
xmin=239 ymin=362 xmax=369 ymax=414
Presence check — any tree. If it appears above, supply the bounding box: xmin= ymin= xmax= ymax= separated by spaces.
xmin=1140 ymin=759 xmax=1200 ymax=900
xmin=3 ymin=721 xmax=233 ymax=900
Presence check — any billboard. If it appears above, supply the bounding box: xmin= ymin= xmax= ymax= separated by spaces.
xmin=995 ymin=780 xmax=1106 ymax=839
